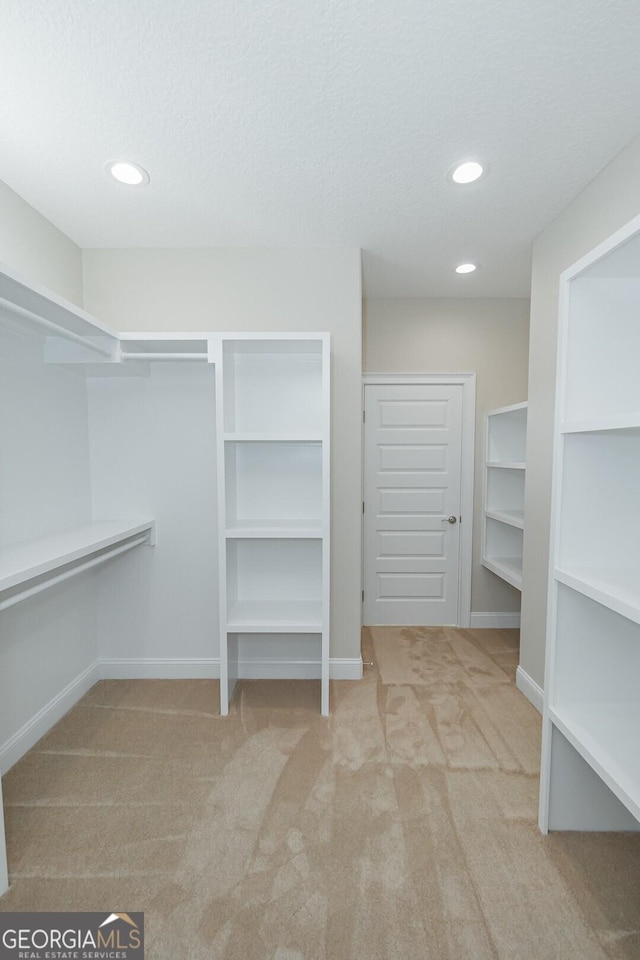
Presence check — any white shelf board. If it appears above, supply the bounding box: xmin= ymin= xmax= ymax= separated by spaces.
xmin=562 ymin=413 xmax=640 ymax=434
xmin=226 ymin=600 xmax=322 ymax=633
xmin=555 ymin=566 xmax=640 ymax=626
xmin=0 ymin=259 xmax=118 ymax=343
xmin=482 ymin=556 xmax=523 ymax=590
xmin=549 ymin=704 xmax=640 ymax=823
xmin=486 ymin=461 xmax=526 ymax=470
xmin=226 ymin=520 xmax=322 ymax=539
xmin=224 ymin=433 xmax=323 ymax=443
xmin=486 ymin=401 xmax=528 ymax=417
xmin=0 ymin=520 xmax=155 ymax=593
xmin=484 ymin=509 xmax=524 ymax=529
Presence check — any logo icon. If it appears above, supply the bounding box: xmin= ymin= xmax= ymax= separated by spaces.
xmin=0 ymin=911 xmax=144 ymax=959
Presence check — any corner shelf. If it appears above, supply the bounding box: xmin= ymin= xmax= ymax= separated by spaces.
xmin=482 ymin=402 xmax=527 ymax=591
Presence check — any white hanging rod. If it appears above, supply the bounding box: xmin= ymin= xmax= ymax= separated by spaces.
xmin=120 ymin=352 xmax=209 ymax=361
xmin=0 ymin=296 xmax=115 ymax=359
xmin=0 ymin=534 xmax=149 ymax=613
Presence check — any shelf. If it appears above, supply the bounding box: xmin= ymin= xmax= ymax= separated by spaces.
xmin=225 ymin=441 xmax=323 ymax=528
xmin=0 ymin=260 xmax=117 ymax=350
xmin=482 ymin=556 xmax=522 ymax=590
xmin=484 ymin=509 xmax=524 ymax=529
xmin=222 ymin=339 xmax=325 ymax=435
xmin=486 ymin=404 xmax=527 ymax=463
xmin=555 ymin=566 xmax=640 ymax=626
xmin=483 ymin=403 xmax=527 ymax=592
xmin=0 ymin=520 xmax=155 ymax=593
xmin=486 ymin=401 xmax=528 ymax=416
xmin=119 ymin=335 xmax=209 ymax=358
xmin=226 ymin=520 xmax=322 ymax=538
xmin=562 ymin=413 xmax=640 ymax=434
xmin=226 ymin=600 xmax=323 ymax=632
xmin=224 ymin=433 xmax=323 ymax=443
xmin=486 ymin=461 xmax=526 ymax=470
xmin=549 ymin=704 xmax=640 ymax=823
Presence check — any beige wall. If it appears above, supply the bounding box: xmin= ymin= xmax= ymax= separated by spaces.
xmin=364 ymin=297 xmax=530 ymax=615
xmin=82 ymin=247 xmax=363 ymax=662
xmin=521 ymin=132 xmax=640 ymax=689
xmin=0 ymin=179 xmax=82 ymax=303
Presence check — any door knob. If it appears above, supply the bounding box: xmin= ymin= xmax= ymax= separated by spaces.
xmin=441 ymin=515 xmax=457 ymax=524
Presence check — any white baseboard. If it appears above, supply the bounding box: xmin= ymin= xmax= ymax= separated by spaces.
xmin=0 ymin=661 xmax=100 ymax=774
xmin=330 ymin=657 xmax=363 ymax=680
xmin=516 ymin=665 xmax=543 ymax=714
xmin=100 ymin=656 xmax=363 ymax=681
xmin=470 ymin=612 xmax=521 ymax=629
xmin=99 ymin=658 xmax=220 ymax=679
xmin=0 ymin=655 xmax=364 ymax=773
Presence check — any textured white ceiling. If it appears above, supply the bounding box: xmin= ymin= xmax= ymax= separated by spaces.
xmin=1 ymin=0 xmax=640 ymax=298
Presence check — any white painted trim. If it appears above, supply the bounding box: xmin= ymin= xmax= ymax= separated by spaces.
xmin=101 ymin=656 xmax=362 ymax=681
xmin=362 ymin=372 xmax=476 ymax=628
xmin=330 ymin=657 xmax=363 ymax=680
xmin=469 ymin=612 xmax=521 ymax=629
xmin=516 ymin=665 xmax=544 ymax=714
xmin=0 ymin=661 xmax=100 ymax=774
xmin=561 ymin=211 xmax=640 ymax=282
xmin=99 ymin=658 xmax=221 ymax=680
xmin=363 ymin=373 xmax=476 ymax=384
xmin=486 ymin=400 xmax=528 ymax=417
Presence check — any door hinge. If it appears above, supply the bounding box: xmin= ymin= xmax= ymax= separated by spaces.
xmin=362 ymin=409 xmax=365 ymax=423
xmin=362 ymin=501 xmax=365 ymax=514
xmin=362 ymin=589 xmax=365 ymax=602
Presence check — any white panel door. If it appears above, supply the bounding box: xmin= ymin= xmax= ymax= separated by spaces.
xmin=363 ymin=384 xmax=463 ymax=625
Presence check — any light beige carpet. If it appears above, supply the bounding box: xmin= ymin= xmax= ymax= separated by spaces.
xmin=1 ymin=627 xmax=640 ymax=959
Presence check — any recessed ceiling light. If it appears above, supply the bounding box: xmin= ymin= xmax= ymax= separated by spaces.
xmin=455 ymin=263 xmax=477 ymax=274
xmin=450 ymin=160 xmax=485 ymax=184
xmin=106 ymin=160 xmax=150 ymax=186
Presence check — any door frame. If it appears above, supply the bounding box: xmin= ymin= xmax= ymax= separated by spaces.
xmin=362 ymin=373 xmax=476 ymax=628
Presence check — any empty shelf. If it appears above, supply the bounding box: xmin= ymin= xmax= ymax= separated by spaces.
xmin=555 ymin=566 xmax=640 ymax=626
xmin=0 ymin=519 xmax=155 ymax=593
xmin=226 ymin=520 xmax=323 ymax=538
xmin=226 ymin=600 xmax=322 ymax=632
xmin=482 ymin=556 xmax=523 ymax=590
xmin=484 ymin=509 xmax=525 ymax=529
xmin=549 ymin=703 xmax=640 ymax=823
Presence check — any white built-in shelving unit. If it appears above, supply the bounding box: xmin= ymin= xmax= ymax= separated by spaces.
xmin=539 ymin=214 xmax=640 ymax=833
xmin=0 ymin=258 xmax=332 ymax=895
xmin=210 ymin=335 xmax=331 ymax=717
xmin=482 ymin=402 xmax=527 ymax=590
